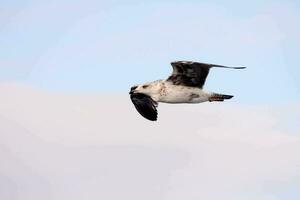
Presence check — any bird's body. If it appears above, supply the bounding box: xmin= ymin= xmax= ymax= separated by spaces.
xmin=130 ymin=61 xmax=245 ymax=121
xmin=146 ymin=80 xmax=211 ymax=104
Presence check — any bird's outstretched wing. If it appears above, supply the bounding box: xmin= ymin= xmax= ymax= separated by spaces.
xmin=130 ymin=93 xmax=158 ymax=121
xmin=166 ymin=61 xmax=245 ymax=88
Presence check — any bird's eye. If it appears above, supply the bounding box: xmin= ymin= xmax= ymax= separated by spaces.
xmin=142 ymin=85 xmax=148 ymax=89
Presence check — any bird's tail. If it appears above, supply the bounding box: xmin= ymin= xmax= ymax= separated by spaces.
xmin=209 ymin=93 xmax=233 ymax=102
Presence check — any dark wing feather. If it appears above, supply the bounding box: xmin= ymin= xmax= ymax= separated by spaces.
xmin=166 ymin=61 xmax=245 ymax=88
xmin=130 ymin=93 xmax=158 ymax=121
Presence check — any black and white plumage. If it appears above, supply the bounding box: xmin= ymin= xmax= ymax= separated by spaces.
xmin=130 ymin=61 xmax=245 ymax=121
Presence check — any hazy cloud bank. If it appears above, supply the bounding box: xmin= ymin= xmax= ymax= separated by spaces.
xmin=0 ymin=83 xmax=299 ymax=200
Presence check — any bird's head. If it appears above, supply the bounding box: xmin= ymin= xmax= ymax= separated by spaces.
xmin=129 ymin=81 xmax=161 ymax=96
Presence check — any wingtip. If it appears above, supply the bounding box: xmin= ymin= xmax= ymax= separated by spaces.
xmin=149 ymin=118 xmax=158 ymax=121
xmin=227 ymin=95 xmax=234 ymax=99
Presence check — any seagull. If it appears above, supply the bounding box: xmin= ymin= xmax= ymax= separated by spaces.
xmin=129 ymin=61 xmax=245 ymax=121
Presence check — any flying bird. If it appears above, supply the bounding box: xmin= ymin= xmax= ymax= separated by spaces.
xmin=130 ymin=61 xmax=245 ymax=121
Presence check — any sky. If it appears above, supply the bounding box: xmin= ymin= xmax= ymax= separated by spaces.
xmin=0 ymin=0 xmax=300 ymax=199
xmin=1 ymin=0 xmax=300 ymax=103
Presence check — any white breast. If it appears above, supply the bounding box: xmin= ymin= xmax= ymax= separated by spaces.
xmin=157 ymin=82 xmax=211 ymax=103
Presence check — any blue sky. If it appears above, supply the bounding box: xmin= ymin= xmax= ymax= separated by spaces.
xmin=1 ymin=0 xmax=300 ymax=104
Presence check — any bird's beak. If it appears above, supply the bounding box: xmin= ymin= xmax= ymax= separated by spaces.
xmin=129 ymin=86 xmax=138 ymax=95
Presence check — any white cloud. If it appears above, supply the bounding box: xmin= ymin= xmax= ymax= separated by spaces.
xmin=0 ymin=83 xmax=299 ymax=200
